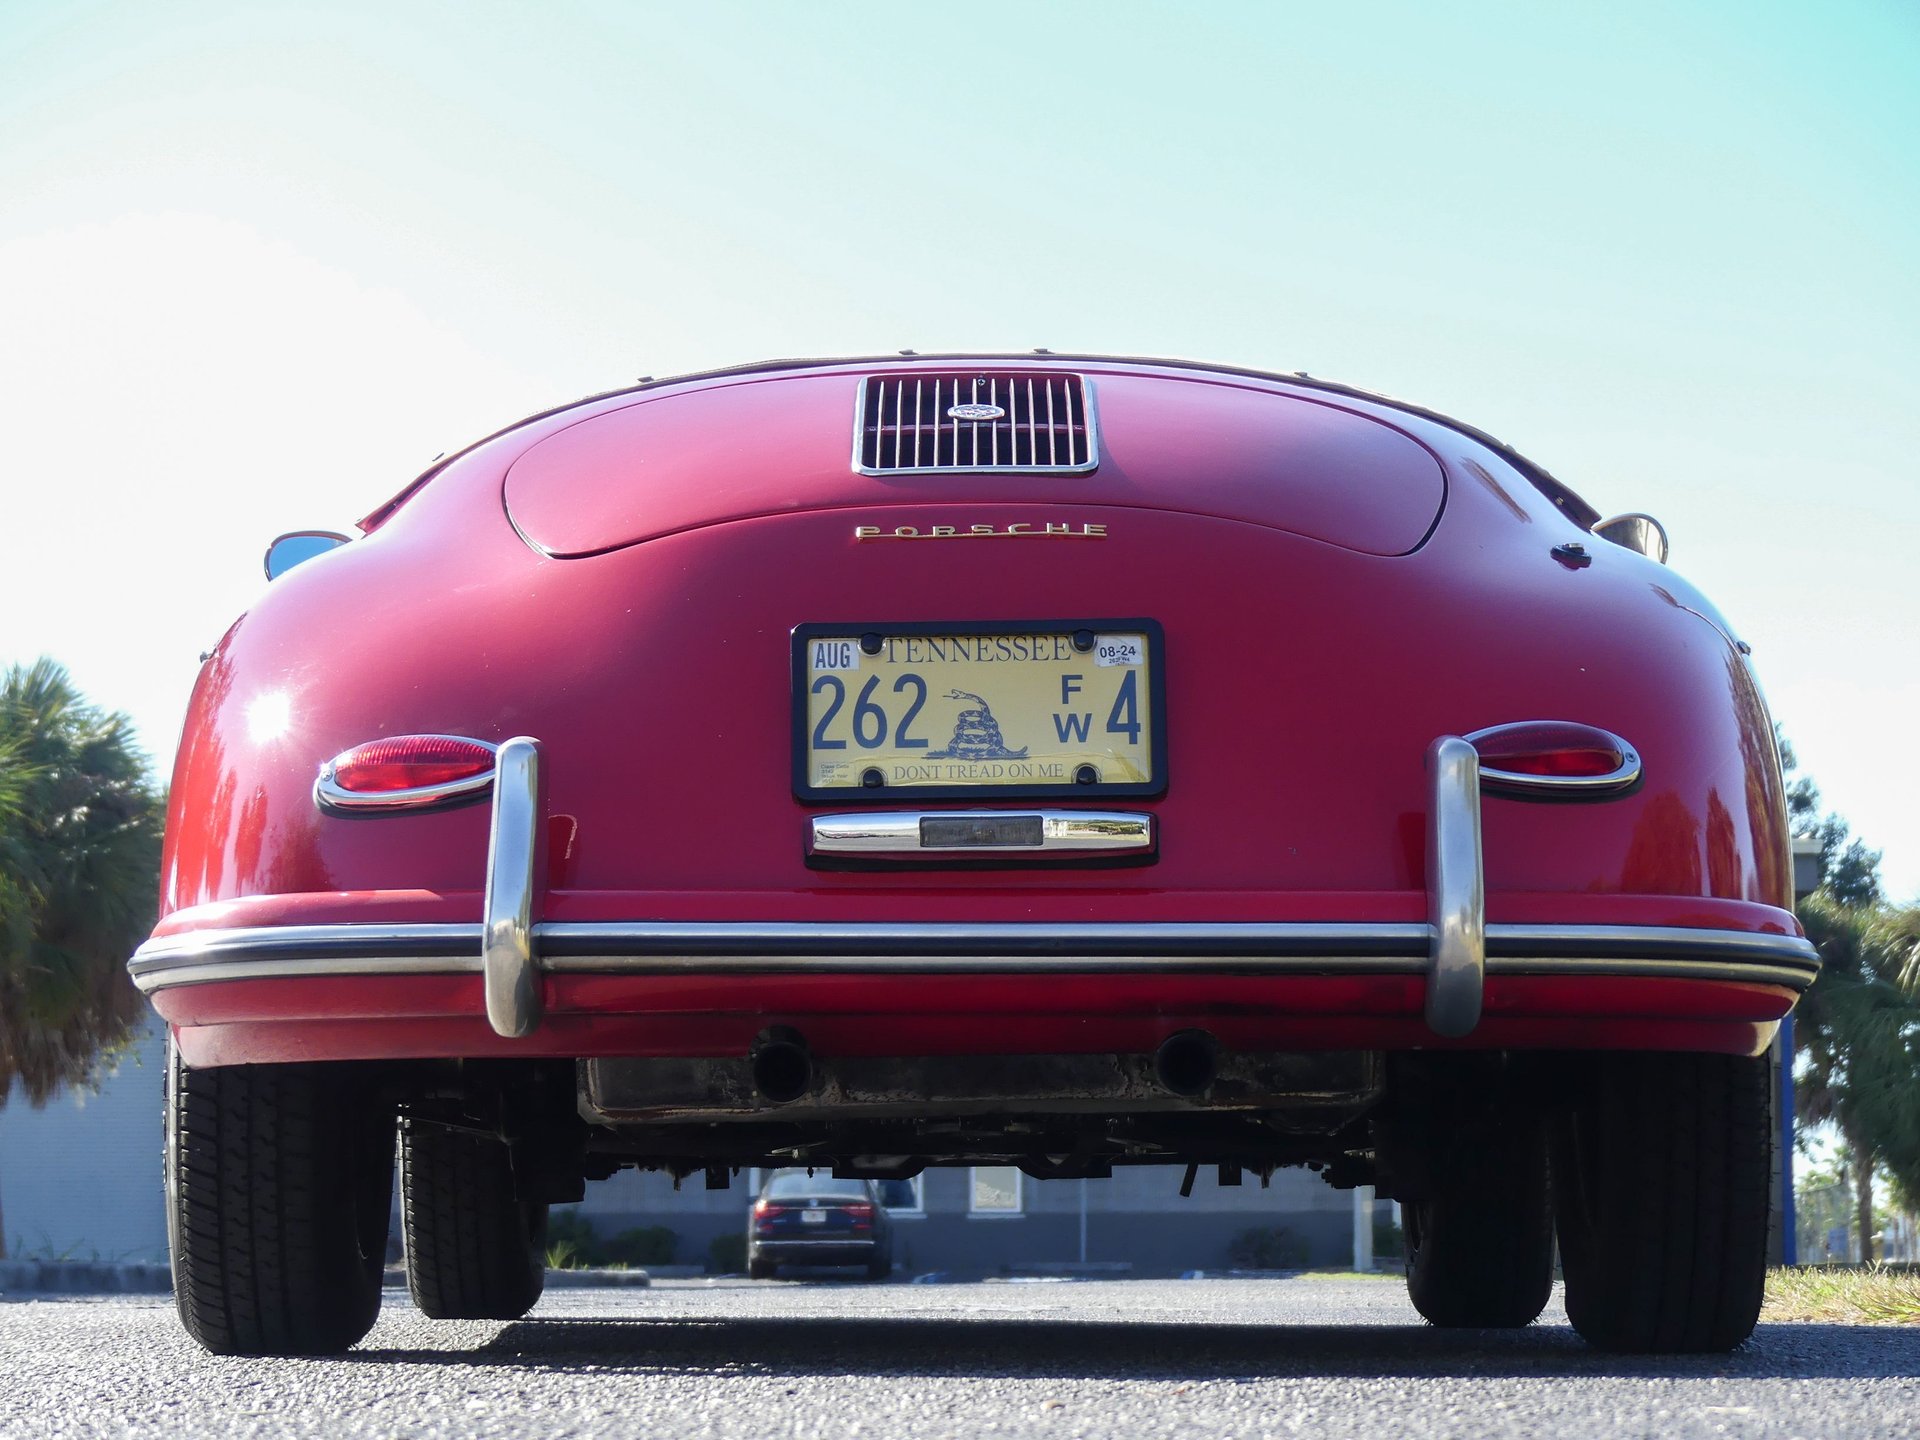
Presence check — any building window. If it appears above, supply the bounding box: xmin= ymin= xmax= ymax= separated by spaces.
xmin=878 ymin=1176 xmax=925 ymax=1215
xmin=969 ymin=1166 xmax=1022 ymax=1215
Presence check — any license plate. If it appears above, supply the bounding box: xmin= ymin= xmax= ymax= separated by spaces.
xmin=794 ymin=621 xmax=1165 ymax=800
xmin=801 ymin=1208 xmax=827 ymax=1224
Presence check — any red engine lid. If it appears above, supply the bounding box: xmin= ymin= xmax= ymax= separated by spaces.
xmin=503 ymin=368 xmax=1446 ymax=557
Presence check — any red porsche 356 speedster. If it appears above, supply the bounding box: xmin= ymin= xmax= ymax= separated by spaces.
xmin=134 ymin=354 xmax=1814 ymax=1355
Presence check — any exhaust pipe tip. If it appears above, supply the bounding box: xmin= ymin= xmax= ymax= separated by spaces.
xmin=1154 ymin=1029 xmax=1218 ymax=1098
xmin=750 ymin=1026 xmax=813 ymax=1104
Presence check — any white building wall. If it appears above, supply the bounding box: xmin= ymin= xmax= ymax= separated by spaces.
xmin=0 ymin=1021 xmax=170 ymax=1263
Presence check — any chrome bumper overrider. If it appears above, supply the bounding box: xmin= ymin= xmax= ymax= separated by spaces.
xmin=130 ymin=734 xmax=1822 ymax=1037
xmin=483 ymin=737 xmax=543 ymax=1038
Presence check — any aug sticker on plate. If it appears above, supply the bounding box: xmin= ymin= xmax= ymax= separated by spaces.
xmin=1094 ymin=634 xmax=1145 ymax=667
xmin=808 ymin=638 xmax=860 ymax=672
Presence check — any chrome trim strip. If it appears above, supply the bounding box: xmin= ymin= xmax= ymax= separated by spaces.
xmin=131 ymin=923 xmax=480 ymax=965
xmin=808 ymin=810 xmax=1154 ymax=856
xmin=1425 ymin=736 xmax=1486 ymax=1038
xmin=132 ymin=955 xmax=482 ymax=990
xmin=536 ymin=920 xmax=1426 ymax=959
xmin=127 ymin=919 xmax=1818 ymax=992
xmin=1488 ymin=924 xmax=1818 ymax=969
xmin=1464 ymin=722 xmax=1642 ymax=797
xmin=313 ymin=735 xmax=500 ymax=814
xmin=482 ymin=736 xmax=544 ymax=1038
xmin=128 ymin=920 xmax=1818 ymax=965
xmin=541 ymin=951 xmax=1424 ymax=975
xmin=127 ymin=948 xmax=1816 ymax=993
xmin=1483 ymin=955 xmax=1815 ymax=987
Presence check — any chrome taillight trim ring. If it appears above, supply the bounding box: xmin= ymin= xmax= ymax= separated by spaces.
xmin=312 ymin=735 xmax=501 ymax=814
xmin=1463 ymin=721 xmax=1642 ymax=797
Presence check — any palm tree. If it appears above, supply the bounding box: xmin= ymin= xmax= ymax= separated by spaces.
xmin=1794 ymin=896 xmax=1920 ymax=1261
xmin=0 ymin=660 xmax=164 ymax=1255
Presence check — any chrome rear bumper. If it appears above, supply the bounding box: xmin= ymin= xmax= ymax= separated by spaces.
xmin=131 ymin=733 xmax=1819 ymax=1037
xmin=129 ymin=918 xmax=1819 ymax=991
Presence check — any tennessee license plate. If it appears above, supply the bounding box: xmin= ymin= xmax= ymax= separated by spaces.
xmin=793 ymin=621 xmax=1165 ymax=801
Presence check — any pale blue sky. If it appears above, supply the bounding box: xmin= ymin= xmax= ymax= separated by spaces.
xmin=2 ymin=1 xmax=1915 ymax=894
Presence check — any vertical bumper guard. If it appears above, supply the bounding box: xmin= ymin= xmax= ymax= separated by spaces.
xmin=483 ymin=736 xmax=545 ymax=1038
xmin=1425 ymin=735 xmax=1486 ymax=1038
xmin=480 ymin=732 xmax=1487 ymax=1039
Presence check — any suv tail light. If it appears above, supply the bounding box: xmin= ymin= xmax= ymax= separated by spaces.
xmin=314 ymin=735 xmax=499 ymax=813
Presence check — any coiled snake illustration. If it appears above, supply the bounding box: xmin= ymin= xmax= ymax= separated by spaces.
xmin=926 ymin=689 xmax=1028 ymax=760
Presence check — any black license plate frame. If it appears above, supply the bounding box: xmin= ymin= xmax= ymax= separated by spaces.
xmin=792 ymin=619 xmax=1168 ymax=803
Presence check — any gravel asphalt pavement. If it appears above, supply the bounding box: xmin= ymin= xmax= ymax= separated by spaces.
xmin=3 ymin=1275 xmax=1916 ymax=1439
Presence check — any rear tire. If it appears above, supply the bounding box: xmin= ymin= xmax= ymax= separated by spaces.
xmin=748 ymin=1256 xmax=776 ymax=1280
xmin=1553 ymin=1051 xmax=1771 ymax=1353
xmin=167 ymin=1046 xmax=394 ymax=1356
xmin=400 ymin=1116 xmax=548 ymax=1320
xmin=1403 ymin=1112 xmax=1554 ymax=1328
xmin=866 ymin=1253 xmax=891 ymax=1281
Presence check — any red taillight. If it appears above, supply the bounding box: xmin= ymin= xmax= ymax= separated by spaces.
xmin=1464 ymin=721 xmax=1640 ymax=796
xmin=753 ymin=1200 xmax=789 ymax=1234
xmin=845 ymin=1202 xmax=874 ymax=1219
xmin=315 ymin=735 xmax=499 ymax=812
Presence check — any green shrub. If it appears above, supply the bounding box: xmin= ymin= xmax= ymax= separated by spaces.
xmin=708 ymin=1232 xmax=748 ymax=1275
xmin=545 ymin=1209 xmax=597 ymax=1267
xmin=1227 ymin=1226 xmax=1307 ymax=1270
xmin=604 ymin=1226 xmax=677 ymax=1266
xmin=544 ymin=1209 xmax=677 ymax=1268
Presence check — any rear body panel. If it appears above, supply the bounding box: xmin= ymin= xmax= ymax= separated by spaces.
xmin=140 ymin=356 xmax=1807 ymax=1069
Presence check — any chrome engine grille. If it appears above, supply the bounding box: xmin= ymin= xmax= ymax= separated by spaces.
xmin=854 ymin=372 xmax=1097 ymax=474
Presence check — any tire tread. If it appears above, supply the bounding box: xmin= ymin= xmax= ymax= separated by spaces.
xmin=400 ymin=1117 xmax=546 ymax=1321
xmin=1404 ymin=1115 xmax=1554 ymax=1328
xmin=1556 ymin=1051 xmax=1770 ymax=1353
xmin=170 ymin=1058 xmax=390 ymax=1356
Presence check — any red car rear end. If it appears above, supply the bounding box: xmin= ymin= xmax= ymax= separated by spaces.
xmin=136 ymin=355 xmax=1812 ymax=1356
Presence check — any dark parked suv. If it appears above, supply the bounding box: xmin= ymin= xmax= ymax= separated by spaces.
xmin=748 ymin=1171 xmax=893 ymax=1280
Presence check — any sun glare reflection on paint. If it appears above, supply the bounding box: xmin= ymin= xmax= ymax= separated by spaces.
xmin=247 ymin=691 xmax=293 ymax=745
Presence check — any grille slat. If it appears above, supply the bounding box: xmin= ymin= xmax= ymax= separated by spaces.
xmin=886 ymin=379 xmax=897 ymax=470
xmin=970 ymin=377 xmax=982 ymax=468
xmin=1044 ymin=376 xmax=1058 ymax=466
xmin=989 ymin=378 xmax=999 ymax=466
xmin=1025 ymin=378 xmax=1036 ymax=467
xmin=855 ymin=372 xmax=1096 ymax=474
